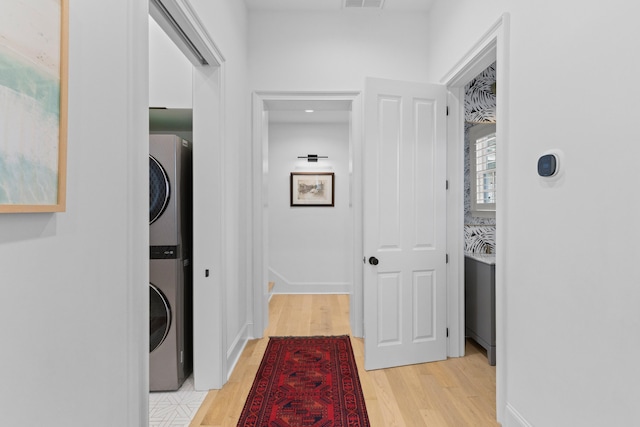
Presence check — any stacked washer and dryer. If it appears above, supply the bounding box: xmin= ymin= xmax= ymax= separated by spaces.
xmin=149 ymin=134 xmax=193 ymax=392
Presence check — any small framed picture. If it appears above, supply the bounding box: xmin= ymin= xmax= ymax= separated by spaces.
xmin=290 ymin=172 xmax=334 ymax=207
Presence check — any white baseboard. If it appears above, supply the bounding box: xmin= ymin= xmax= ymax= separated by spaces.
xmin=504 ymin=403 xmax=532 ymax=427
xmin=269 ymin=268 xmax=351 ymax=294
xmin=225 ymin=324 xmax=249 ymax=381
xmin=273 ymin=286 xmax=351 ymax=294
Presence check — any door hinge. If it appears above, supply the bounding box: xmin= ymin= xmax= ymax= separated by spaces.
xmin=446 ymin=106 xmax=449 ymax=116
xmin=446 ymin=328 xmax=449 ymax=337
xmin=446 ymin=253 xmax=449 ymax=264
xmin=446 ymin=180 xmax=449 ymax=190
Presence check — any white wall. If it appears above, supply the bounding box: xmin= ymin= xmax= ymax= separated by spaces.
xmin=268 ymin=122 xmax=352 ymax=293
xmin=0 ymin=1 xmax=148 ymax=426
xmin=428 ymin=1 xmax=640 ymax=426
xmin=249 ymin=10 xmax=430 ymax=91
xmin=149 ymin=17 xmax=192 ymax=108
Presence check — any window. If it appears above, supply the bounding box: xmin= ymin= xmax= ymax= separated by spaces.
xmin=469 ymin=123 xmax=496 ymax=217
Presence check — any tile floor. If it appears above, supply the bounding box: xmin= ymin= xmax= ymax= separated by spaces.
xmin=149 ymin=375 xmax=208 ymax=427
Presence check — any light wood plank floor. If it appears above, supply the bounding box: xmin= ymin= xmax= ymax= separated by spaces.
xmin=190 ymin=294 xmax=499 ymax=427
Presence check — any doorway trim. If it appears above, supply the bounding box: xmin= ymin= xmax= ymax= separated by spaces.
xmin=127 ymin=1 xmax=150 ymax=425
xmin=192 ymin=60 xmax=226 ymax=391
xmin=251 ymin=91 xmax=363 ymax=339
xmin=440 ymin=13 xmax=510 ymax=423
xmin=150 ymin=0 xmax=227 ymax=391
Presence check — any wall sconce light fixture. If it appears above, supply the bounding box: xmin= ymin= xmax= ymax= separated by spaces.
xmin=297 ymin=154 xmax=328 ymax=162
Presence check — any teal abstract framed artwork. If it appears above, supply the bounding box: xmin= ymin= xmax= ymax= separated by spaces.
xmin=0 ymin=0 xmax=68 ymax=213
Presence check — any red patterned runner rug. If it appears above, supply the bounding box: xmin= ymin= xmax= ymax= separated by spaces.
xmin=237 ymin=335 xmax=370 ymax=427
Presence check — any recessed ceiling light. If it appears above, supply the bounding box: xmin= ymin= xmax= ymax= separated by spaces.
xmin=305 ymin=109 xmax=314 ymax=113
xmin=344 ymin=0 xmax=385 ymax=8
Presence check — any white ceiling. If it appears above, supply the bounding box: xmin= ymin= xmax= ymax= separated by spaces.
xmin=244 ymin=0 xmax=435 ymax=12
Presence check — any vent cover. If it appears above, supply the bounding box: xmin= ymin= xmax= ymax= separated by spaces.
xmin=344 ymin=0 xmax=385 ymax=8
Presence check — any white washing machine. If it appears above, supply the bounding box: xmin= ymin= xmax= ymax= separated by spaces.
xmin=149 ymin=134 xmax=192 ymax=392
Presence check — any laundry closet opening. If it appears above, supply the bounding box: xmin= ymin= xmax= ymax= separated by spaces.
xmin=265 ymin=100 xmax=354 ymax=297
xmin=149 ymin=3 xmax=227 ymax=394
xmin=148 ymin=12 xmax=195 ymax=393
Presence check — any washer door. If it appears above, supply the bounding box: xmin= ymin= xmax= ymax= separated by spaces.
xmin=149 ymin=155 xmax=170 ymax=225
xmin=149 ymin=283 xmax=171 ymax=353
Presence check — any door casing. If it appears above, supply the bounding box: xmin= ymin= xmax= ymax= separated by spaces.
xmin=439 ymin=14 xmax=510 ymax=423
xmin=251 ymin=91 xmax=363 ymax=339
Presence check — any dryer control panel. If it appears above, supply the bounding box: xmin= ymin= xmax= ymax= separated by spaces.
xmin=150 ymin=245 xmax=180 ymax=259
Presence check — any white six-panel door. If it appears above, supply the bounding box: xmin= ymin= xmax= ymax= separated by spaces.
xmin=363 ymin=77 xmax=448 ymax=370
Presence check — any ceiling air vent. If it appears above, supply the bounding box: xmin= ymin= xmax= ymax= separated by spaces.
xmin=344 ymin=0 xmax=385 ymax=8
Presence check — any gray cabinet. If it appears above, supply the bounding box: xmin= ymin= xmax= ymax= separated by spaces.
xmin=465 ymin=255 xmax=496 ymax=365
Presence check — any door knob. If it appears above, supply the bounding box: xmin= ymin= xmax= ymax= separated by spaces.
xmin=368 ymin=256 xmax=379 ymax=266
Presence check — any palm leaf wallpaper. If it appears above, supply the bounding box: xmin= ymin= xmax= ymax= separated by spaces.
xmin=464 ymin=225 xmax=496 ymax=255
xmin=465 ymin=62 xmax=496 ymax=123
xmin=464 ymin=62 xmax=496 ymax=253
